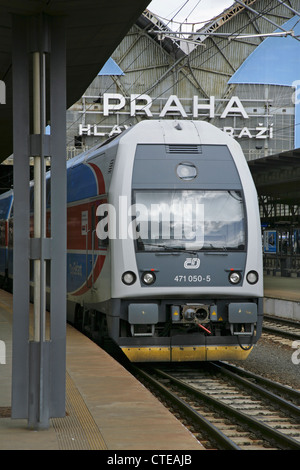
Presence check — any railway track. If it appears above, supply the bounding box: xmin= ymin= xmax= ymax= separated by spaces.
xmin=262 ymin=315 xmax=300 ymax=344
xmin=132 ymin=361 xmax=300 ymax=450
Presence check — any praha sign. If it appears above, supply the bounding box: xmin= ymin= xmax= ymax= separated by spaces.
xmin=79 ymin=93 xmax=273 ymax=140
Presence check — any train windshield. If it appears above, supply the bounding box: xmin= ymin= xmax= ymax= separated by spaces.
xmin=133 ymin=190 xmax=246 ymax=252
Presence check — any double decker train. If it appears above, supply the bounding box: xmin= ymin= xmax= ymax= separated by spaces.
xmin=0 ymin=120 xmax=263 ymax=362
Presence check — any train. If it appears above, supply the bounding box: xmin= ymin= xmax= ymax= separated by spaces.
xmin=0 ymin=120 xmax=263 ymax=362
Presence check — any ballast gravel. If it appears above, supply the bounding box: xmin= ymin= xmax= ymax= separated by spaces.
xmin=228 ymin=335 xmax=300 ymax=391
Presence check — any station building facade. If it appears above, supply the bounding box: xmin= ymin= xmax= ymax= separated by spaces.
xmin=66 ymin=3 xmax=299 ymax=163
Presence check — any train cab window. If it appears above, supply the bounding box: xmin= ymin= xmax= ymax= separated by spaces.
xmin=133 ymin=190 xmax=246 ymax=252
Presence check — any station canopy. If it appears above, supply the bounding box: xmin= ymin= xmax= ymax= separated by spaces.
xmin=249 ymin=149 xmax=300 ymax=205
xmin=0 ymin=0 xmax=150 ymax=161
xmin=227 ymin=14 xmax=300 ymax=206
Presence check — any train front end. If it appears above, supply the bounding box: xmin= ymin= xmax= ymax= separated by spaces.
xmin=108 ymin=120 xmax=263 ymax=362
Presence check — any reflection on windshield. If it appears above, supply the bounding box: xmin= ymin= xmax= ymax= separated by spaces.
xmin=133 ymin=190 xmax=245 ymax=252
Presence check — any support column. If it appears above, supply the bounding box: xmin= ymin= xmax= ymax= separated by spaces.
xmin=11 ymin=14 xmax=67 ymax=429
xmin=11 ymin=14 xmax=30 ymax=422
xmin=49 ymin=15 xmax=67 ymax=418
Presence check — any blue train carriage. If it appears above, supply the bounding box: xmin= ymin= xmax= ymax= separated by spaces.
xmin=67 ymin=120 xmax=263 ymax=363
xmin=0 ymin=190 xmax=13 ymax=285
xmin=66 ymin=139 xmax=119 ymax=330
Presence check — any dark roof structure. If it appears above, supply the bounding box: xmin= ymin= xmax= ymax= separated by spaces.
xmin=249 ymin=149 xmax=300 ymax=205
xmin=0 ymin=0 xmax=150 ymax=161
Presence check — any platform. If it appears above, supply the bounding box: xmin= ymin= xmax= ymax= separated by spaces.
xmin=264 ymin=274 xmax=300 ymax=302
xmin=264 ymin=274 xmax=300 ymax=321
xmin=0 ymin=290 xmax=202 ymax=451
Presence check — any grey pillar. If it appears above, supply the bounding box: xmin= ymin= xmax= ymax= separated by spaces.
xmin=11 ymin=14 xmax=67 ymax=429
xmin=49 ymin=15 xmax=67 ymax=419
xmin=11 ymin=14 xmax=30 ymax=421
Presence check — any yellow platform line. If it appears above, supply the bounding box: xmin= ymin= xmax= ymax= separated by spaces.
xmin=51 ymin=373 xmax=108 ymax=450
xmin=0 ymin=293 xmax=107 ymax=450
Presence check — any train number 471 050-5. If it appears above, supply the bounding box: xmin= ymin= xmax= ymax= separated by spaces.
xmin=174 ymin=274 xmax=211 ymax=283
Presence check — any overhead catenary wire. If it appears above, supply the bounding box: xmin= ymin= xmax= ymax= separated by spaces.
xmin=165 ymin=0 xmax=191 ymax=25
xmin=66 ymin=1 xmax=238 ymax=143
xmin=182 ymin=0 xmax=203 ymax=24
xmin=272 ymin=0 xmax=300 ymax=18
xmin=234 ymin=0 xmax=300 ymax=41
xmin=80 ymin=3 xmax=256 ymax=120
xmin=102 ymin=2 xmax=280 ymax=113
xmin=66 ymin=0 xmax=295 ymax=148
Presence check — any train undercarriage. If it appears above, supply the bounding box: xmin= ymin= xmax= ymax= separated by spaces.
xmin=72 ymin=297 xmax=263 ymax=362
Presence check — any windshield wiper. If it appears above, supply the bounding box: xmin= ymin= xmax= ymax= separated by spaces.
xmin=140 ymin=242 xmax=198 ymax=255
xmin=165 ymin=245 xmax=198 ymax=255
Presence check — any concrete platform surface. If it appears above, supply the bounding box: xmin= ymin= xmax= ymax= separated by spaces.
xmin=264 ymin=275 xmax=300 ymax=302
xmin=0 ymin=290 xmax=203 ymax=451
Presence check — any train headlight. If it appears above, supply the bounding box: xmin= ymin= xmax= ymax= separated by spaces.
xmin=142 ymin=271 xmax=156 ymax=285
xmin=122 ymin=271 xmax=136 ymax=285
xmin=229 ymin=271 xmax=241 ymax=284
xmin=246 ymin=270 xmax=259 ymax=285
xmin=176 ymin=162 xmax=197 ymax=181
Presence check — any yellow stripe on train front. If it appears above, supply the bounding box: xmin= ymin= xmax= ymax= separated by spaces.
xmin=121 ymin=345 xmax=253 ymax=362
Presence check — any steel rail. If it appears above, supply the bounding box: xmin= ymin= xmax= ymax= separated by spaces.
xmin=209 ymin=362 xmax=300 ymax=418
xmin=262 ymin=316 xmax=300 ymax=340
xmin=132 ymin=366 xmax=241 ymax=450
xmin=216 ymin=361 xmax=300 ymax=403
xmin=263 ymin=325 xmax=300 ymax=340
xmin=146 ymin=366 xmax=300 ymax=450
